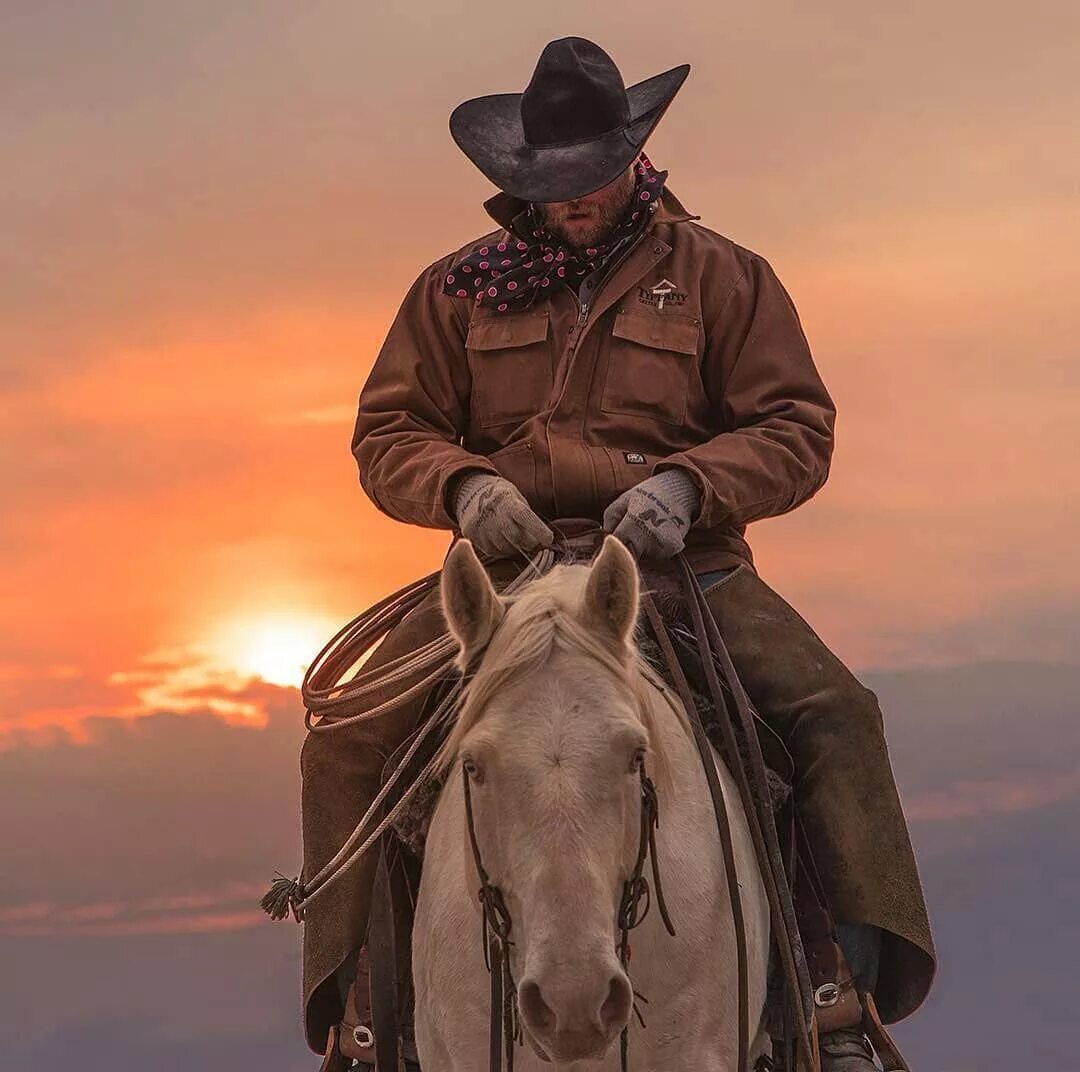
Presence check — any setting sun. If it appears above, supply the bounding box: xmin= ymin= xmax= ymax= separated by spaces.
xmin=210 ymin=612 xmax=340 ymax=688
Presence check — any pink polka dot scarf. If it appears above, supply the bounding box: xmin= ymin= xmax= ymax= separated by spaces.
xmin=442 ymin=152 xmax=668 ymax=314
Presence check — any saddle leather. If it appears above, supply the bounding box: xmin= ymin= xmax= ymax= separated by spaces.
xmin=318 ymin=1025 xmax=352 ymax=1072
xmin=861 ymin=992 xmax=912 ymax=1072
xmin=338 ymin=947 xmax=376 ymax=1060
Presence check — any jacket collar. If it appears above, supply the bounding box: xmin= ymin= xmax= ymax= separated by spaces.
xmin=482 ymin=185 xmax=699 ymax=240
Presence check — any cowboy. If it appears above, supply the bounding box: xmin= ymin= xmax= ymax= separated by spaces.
xmin=302 ymin=37 xmax=935 ymax=1071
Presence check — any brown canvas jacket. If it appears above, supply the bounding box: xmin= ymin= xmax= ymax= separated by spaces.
xmin=352 ymin=186 xmax=836 ymax=573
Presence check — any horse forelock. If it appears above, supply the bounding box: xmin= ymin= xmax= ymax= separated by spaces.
xmin=436 ymin=564 xmax=687 ymax=789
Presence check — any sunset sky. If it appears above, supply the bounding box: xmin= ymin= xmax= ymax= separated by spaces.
xmin=2 ymin=3 xmax=1078 ymax=1068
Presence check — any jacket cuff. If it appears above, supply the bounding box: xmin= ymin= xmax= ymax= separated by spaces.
xmin=651 ymin=455 xmax=718 ymax=528
xmin=437 ymin=459 xmax=500 ymax=528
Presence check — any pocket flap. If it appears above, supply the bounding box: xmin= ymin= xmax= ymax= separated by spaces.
xmin=466 ymin=312 xmax=550 ymax=351
xmin=611 ymin=310 xmax=699 ymax=356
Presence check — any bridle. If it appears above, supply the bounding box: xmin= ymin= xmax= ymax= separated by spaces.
xmin=461 ymin=755 xmax=676 ymax=1072
xmin=263 ymin=527 xmax=820 ymax=1071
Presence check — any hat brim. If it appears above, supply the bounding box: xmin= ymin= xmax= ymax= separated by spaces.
xmin=449 ymin=63 xmax=690 ymax=203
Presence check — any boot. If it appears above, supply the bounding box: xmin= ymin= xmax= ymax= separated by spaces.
xmin=328 ymin=946 xmax=422 ymax=1071
xmin=819 ymin=1025 xmax=878 ymax=1070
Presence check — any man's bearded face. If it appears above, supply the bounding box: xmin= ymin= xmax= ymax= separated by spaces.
xmin=534 ymin=163 xmax=638 ymax=250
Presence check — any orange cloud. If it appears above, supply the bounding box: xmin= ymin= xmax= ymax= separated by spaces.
xmin=0 ymin=881 xmax=269 ymax=938
xmin=0 ymin=649 xmax=294 ymax=749
xmin=908 ymin=769 xmax=1080 ymax=821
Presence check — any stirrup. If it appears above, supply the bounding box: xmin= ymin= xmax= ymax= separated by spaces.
xmin=859 ymin=992 xmax=911 ymax=1072
xmin=319 ymin=1023 xmax=421 ymax=1072
xmin=813 ymin=994 xmax=912 ymax=1072
xmin=317 ymin=1025 xmax=352 ymax=1072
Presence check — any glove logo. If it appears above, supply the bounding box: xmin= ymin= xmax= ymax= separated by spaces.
xmin=637 ymin=506 xmax=684 ymax=530
xmin=624 ymin=451 xmax=647 ymax=464
xmin=474 ymin=483 xmax=499 ymax=518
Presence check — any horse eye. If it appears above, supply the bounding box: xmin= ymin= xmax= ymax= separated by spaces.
xmin=631 ymin=747 xmax=647 ymax=773
xmin=463 ymin=756 xmax=482 ymax=782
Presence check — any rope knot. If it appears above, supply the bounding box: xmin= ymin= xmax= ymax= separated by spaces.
xmin=259 ymin=873 xmax=306 ymax=922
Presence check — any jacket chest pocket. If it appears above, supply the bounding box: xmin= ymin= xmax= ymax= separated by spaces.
xmin=601 ymin=309 xmax=701 ymax=425
xmin=466 ymin=311 xmax=552 ymax=429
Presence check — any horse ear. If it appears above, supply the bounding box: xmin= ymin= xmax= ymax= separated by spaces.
xmin=441 ymin=539 xmax=505 ymax=662
xmin=583 ymin=535 xmax=640 ymax=648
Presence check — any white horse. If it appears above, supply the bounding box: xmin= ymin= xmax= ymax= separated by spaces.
xmin=413 ymin=536 xmax=770 ymax=1071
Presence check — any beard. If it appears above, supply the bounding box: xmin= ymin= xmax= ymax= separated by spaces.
xmin=534 ymin=168 xmax=638 ymax=251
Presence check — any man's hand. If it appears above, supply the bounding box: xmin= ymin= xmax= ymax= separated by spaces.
xmin=453 ymin=472 xmax=555 ymax=558
xmin=602 ymin=469 xmax=702 ymax=561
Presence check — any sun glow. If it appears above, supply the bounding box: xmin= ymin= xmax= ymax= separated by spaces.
xmin=210 ymin=611 xmax=338 ymax=688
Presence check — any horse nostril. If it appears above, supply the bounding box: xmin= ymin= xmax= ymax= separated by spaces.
xmin=519 ymin=978 xmax=557 ymax=1036
xmin=599 ymin=973 xmax=633 ymax=1035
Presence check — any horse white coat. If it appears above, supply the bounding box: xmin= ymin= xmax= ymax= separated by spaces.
xmin=413 ymin=537 xmax=770 ymax=1071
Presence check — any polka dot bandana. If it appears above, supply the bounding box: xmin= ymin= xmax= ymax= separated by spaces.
xmin=442 ymin=153 xmax=667 ymax=313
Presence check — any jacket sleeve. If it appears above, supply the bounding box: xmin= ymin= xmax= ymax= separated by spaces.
xmin=351 ymin=257 xmax=498 ymax=528
xmin=653 ymin=251 xmax=836 ymax=530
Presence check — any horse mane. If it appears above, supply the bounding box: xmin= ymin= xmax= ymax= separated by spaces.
xmin=436 ymin=563 xmax=688 ymax=790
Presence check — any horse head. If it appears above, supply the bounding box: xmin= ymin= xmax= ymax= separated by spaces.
xmin=439 ymin=535 xmax=658 ymax=1063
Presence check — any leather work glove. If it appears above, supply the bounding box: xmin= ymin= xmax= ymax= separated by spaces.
xmin=602 ymin=469 xmax=702 ymax=561
xmin=452 ymin=472 xmax=555 ymax=559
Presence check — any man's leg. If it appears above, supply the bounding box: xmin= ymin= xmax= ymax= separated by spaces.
xmin=698 ymin=564 xmax=936 ymax=1029
xmin=301 ymin=582 xmax=448 ymax=1056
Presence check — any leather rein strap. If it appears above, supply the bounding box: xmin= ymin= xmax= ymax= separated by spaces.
xmin=462 ymin=763 xmax=519 ymax=1072
xmin=639 ymin=589 xmax=752 ymax=1072
xmin=671 ymin=556 xmax=818 ymax=1072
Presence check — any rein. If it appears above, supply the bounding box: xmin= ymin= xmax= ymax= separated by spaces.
xmin=640 ymin=587 xmax=753 ymax=1072
xmin=261 ymin=551 xmax=557 ymax=922
xmin=462 ymin=763 xmax=520 ymax=1072
xmin=260 ymin=531 xmax=819 ymax=1070
xmin=672 ymin=558 xmax=818 ymax=1072
xmin=463 ymin=755 xmax=675 ymax=1072
xmin=616 ymin=764 xmax=677 ymax=1068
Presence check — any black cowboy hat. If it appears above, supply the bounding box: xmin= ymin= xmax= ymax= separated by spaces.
xmin=449 ymin=37 xmax=689 ymax=204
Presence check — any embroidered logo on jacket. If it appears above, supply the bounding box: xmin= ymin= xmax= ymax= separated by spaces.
xmin=637 ymin=278 xmax=687 ymax=311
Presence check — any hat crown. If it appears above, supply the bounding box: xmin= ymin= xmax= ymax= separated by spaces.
xmin=520 ymin=37 xmax=630 ymax=148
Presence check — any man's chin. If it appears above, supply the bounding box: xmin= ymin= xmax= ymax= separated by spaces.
xmin=553 ymin=222 xmax=605 ymax=250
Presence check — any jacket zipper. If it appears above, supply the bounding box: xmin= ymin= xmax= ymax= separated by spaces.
xmin=546 ymin=226 xmax=657 ymax=518
xmin=568 ymin=224 xmax=651 ymax=338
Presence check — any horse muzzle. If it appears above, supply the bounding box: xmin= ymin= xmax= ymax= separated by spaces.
xmin=518 ymin=966 xmax=633 ymax=1063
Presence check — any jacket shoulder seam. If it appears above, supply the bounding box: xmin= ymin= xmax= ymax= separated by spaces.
xmin=705 ymin=268 xmax=748 ymax=338
xmin=678 ymin=223 xmax=761 ymax=335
